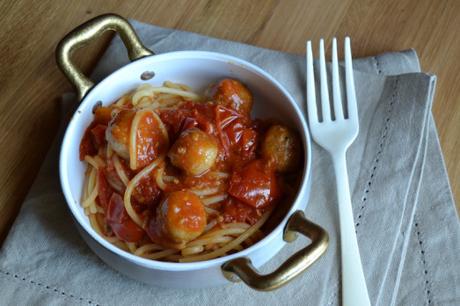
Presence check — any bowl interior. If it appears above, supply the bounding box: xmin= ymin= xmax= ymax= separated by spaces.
xmin=60 ymin=51 xmax=310 ymax=269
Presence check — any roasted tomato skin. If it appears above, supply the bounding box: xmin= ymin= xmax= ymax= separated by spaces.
xmin=223 ymin=197 xmax=261 ymax=225
xmin=214 ymin=105 xmax=257 ymax=161
xmin=212 ymin=79 xmax=253 ymax=116
xmin=106 ymin=193 xmax=144 ymax=242
xmin=96 ymin=169 xmax=113 ymax=210
xmin=79 ymin=124 xmax=108 ymax=160
xmin=228 ymin=159 xmax=280 ymax=209
xmin=132 ymin=174 xmax=161 ymax=207
xmin=94 ymin=106 xmax=113 ymax=125
xmin=159 ymin=101 xmax=216 ymax=142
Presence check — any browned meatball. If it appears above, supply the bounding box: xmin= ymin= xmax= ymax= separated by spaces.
xmin=262 ymin=125 xmax=301 ymax=172
xmin=168 ymin=128 xmax=218 ymax=176
xmin=148 ymin=191 xmax=206 ymax=246
xmin=213 ymin=79 xmax=253 ymax=116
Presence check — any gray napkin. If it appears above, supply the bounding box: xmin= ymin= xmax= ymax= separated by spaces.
xmin=0 ymin=20 xmax=458 ymax=306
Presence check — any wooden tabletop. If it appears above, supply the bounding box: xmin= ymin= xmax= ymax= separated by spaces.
xmin=0 ymin=0 xmax=458 ymax=241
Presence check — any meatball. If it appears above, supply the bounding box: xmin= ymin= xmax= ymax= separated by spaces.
xmin=261 ymin=125 xmax=301 ymax=172
xmin=149 ymin=191 xmax=206 ymax=246
xmin=168 ymin=128 xmax=218 ymax=176
xmin=212 ymin=79 xmax=253 ymax=116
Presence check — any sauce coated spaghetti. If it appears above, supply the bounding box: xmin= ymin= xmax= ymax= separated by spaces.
xmin=80 ymin=79 xmax=301 ymax=262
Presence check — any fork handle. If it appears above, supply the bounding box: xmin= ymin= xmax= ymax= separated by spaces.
xmin=332 ymin=153 xmax=371 ymax=306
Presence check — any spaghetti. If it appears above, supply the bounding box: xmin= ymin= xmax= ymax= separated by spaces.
xmin=79 ymin=79 xmax=301 ymax=262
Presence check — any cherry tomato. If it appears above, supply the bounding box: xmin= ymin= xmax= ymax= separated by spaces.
xmin=214 ymin=105 xmax=257 ymax=161
xmin=90 ymin=124 xmax=107 ymax=150
xmin=94 ymin=106 xmax=113 ymax=125
xmin=190 ymin=103 xmax=215 ymax=134
xmin=158 ymin=106 xmax=185 ymax=139
xmin=212 ymin=79 xmax=253 ymax=116
xmin=132 ymin=174 xmax=161 ymax=207
xmin=159 ymin=101 xmax=216 ymax=142
xmin=96 ymin=169 xmax=113 ymax=210
xmin=79 ymin=124 xmax=106 ymax=160
xmin=106 ymin=193 xmax=144 ymax=242
xmin=80 ymin=125 xmax=97 ymax=160
xmin=215 ymin=105 xmax=243 ymax=154
xmin=223 ymin=197 xmax=261 ymax=225
xmin=236 ymin=127 xmax=257 ymax=161
xmin=228 ymin=159 xmax=280 ymax=208
xmin=180 ymin=116 xmax=199 ymax=131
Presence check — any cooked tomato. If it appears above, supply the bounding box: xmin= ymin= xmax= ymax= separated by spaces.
xmin=158 ymin=106 xmax=184 ymax=139
xmin=132 ymin=174 xmax=161 ymax=207
xmin=94 ymin=106 xmax=113 ymax=125
xmin=223 ymin=197 xmax=261 ymax=225
xmin=228 ymin=159 xmax=279 ymax=208
xmin=212 ymin=79 xmax=253 ymax=116
xmin=215 ymin=105 xmax=243 ymax=154
xmin=225 ymin=120 xmax=245 ymax=146
xmin=190 ymin=103 xmax=215 ymax=134
xmin=134 ymin=110 xmax=168 ymax=169
xmin=90 ymin=124 xmax=107 ymax=150
xmin=97 ymin=169 xmax=113 ymax=210
xmin=214 ymin=105 xmax=257 ymax=160
xmin=180 ymin=116 xmax=199 ymax=131
xmin=159 ymin=101 xmax=215 ymax=142
xmin=236 ymin=127 xmax=257 ymax=161
xmin=80 ymin=126 xmax=97 ymax=160
xmin=106 ymin=193 xmax=144 ymax=242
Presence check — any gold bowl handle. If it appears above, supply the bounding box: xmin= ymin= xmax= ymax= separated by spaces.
xmin=56 ymin=14 xmax=154 ymax=100
xmin=221 ymin=211 xmax=329 ymax=291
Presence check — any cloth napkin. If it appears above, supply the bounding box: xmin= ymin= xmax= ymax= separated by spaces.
xmin=0 ymin=20 xmax=458 ymax=306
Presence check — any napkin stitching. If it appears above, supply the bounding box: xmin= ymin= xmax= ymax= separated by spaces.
xmin=356 ymin=78 xmax=399 ymax=228
xmin=414 ymin=219 xmax=433 ymax=305
xmin=0 ymin=269 xmax=101 ymax=305
xmin=326 ymin=283 xmax=338 ymax=305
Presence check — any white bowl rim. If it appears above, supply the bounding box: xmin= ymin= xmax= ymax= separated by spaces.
xmin=59 ymin=50 xmax=312 ymax=271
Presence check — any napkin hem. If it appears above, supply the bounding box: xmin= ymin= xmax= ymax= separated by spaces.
xmin=388 ymin=77 xmax=435 ymax=306
xmin=0 ymin=268 xmax=101 ymax=305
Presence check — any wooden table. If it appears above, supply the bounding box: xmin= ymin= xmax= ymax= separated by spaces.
xmin=0 ymin=0 xmax=458 ymax=241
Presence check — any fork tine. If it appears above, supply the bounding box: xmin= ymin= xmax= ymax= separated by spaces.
xmin=319 ymin=39 xmax=331 ymax=122
xmin=306 ymin=41 xmax=318 ymax=123
xmin=344 ymin=37 xmax=358 ymax=119
xmin=332 ymin=38 xmax=344 ymax=120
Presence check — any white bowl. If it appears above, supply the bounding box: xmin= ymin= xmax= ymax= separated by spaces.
xmin=57 ymin=15 xmax=327 ymax=290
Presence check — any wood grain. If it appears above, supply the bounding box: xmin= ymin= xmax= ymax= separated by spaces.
xmin=0 ymin=0 xmax=458 ymax=241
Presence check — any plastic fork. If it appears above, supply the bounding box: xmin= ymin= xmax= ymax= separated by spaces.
xmin=306 ymin=38 xmax=371 ymax=306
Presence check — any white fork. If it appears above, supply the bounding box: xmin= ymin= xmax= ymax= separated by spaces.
xmin=306 ymin=38 xmax=371 ymax=306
